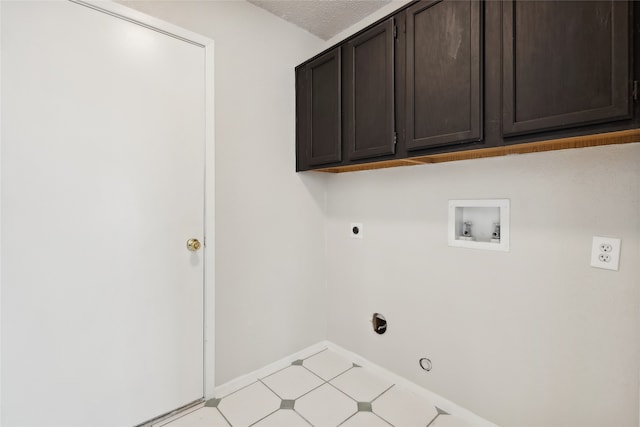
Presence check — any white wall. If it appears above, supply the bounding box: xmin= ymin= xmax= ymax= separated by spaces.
xmin=119 ymin=0 xmax=328 ymax=386
xmin=324 ymin=143 xmax=640 ymax=427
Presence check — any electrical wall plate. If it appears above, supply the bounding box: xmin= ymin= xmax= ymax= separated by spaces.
xmin=448 ymin=199 xmax=510 ymax=251
xmin=590 ymin=236 xmax=621 ymax=271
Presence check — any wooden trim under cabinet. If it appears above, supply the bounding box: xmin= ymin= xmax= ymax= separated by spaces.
xmin=312 ymin=129 xmax=640 ymax=173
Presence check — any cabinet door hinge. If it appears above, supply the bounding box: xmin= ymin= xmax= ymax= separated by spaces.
xmin=393 ymin=25 xmax=398 ymax=39
xmin=633 ymin=80 xmax=638 ymax=101
xmin=393 ymin=132 xmax=398 ymax=145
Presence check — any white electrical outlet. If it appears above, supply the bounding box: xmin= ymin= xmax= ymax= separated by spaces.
xmin=590 ymin=236 xmax=621 ymax=271
xmin=350 ymin=223 xmax=363 ymax=239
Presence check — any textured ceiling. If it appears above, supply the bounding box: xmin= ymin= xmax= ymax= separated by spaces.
xmin=248 ymin=0 xmax=391 ymax=40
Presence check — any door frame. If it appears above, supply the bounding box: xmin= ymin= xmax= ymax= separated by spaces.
xmin=0 ymin=0 xmax=217 ymax=418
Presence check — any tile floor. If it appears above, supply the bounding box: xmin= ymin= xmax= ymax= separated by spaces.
xmin=158 ymin=349 xmax=479 ymax=427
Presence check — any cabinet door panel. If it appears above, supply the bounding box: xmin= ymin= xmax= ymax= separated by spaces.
xmin=346 ymin=19 xmax=395 ymax=160
xmin=503 ymin=1 xmax=630 ymax=136
xmin=406 ymin=0 xmax=482 ymax=151
xmin=304 ymin=48 xmax=342 ymax=167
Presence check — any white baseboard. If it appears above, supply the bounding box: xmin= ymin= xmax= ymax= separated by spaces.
xmin=213 ymin=341 xmax=330 ymax=398
xmin=325 ymin=342 xmax=499 ymax=427
xmin=213 ymin=340 xmax=498 ymax=427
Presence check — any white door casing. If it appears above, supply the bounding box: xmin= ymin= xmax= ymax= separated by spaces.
xmin=0 ymin=1 xmax=215 ymax=425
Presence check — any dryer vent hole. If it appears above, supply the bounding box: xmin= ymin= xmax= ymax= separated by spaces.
xmin=372 ymin=313 xmax=387 ymax=334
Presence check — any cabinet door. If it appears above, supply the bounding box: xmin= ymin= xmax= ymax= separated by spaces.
xmin=406 ymin=0 xmax=482 ymax=151
xmin=503 ymin=1 xmax=630 ymax=136
xmin=299 ymin=47 xmax=342 ymax=168
xmin=345 ymin=19 xmax=396 ymax=160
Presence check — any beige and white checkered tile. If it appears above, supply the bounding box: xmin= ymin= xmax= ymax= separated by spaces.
xmin=372 ymin=385 xmax=439 ymax=426
xmin=340 ymin=411 xmax=391 ymax=427
xmin=330 ymin=366 xmax=393 ymax=403
xmin=303 ymin=350 xmax=353 ymax=380
xmin=252 ymin=409 xmax=310 ymax=427
xmin=262 ymin=365 xmax=324 ymax=399
xmin=296 ymin=383 xmax=357 ymax=426
xmin=217 ymin=382 xmax=280 ymax=427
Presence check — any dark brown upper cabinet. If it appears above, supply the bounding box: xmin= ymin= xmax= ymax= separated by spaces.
xmin=344 ymin=18 xmax=396 ymax=160
xmin=502 ymin=1 xmax=631 ymax=137
xmin=295 ymin=0 xmax=637 ymax=172
xmin=296 ymin=47 xmax=342 ymax=170
xmin=406 ymin=0 xmax=483 ymax=151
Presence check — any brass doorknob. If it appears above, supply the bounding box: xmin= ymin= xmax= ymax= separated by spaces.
xmin=187 ymin=238 xmax=201 ymax=252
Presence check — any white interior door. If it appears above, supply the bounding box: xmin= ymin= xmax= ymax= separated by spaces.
xmin=1 ymin=1 xmax=206 ymax=425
